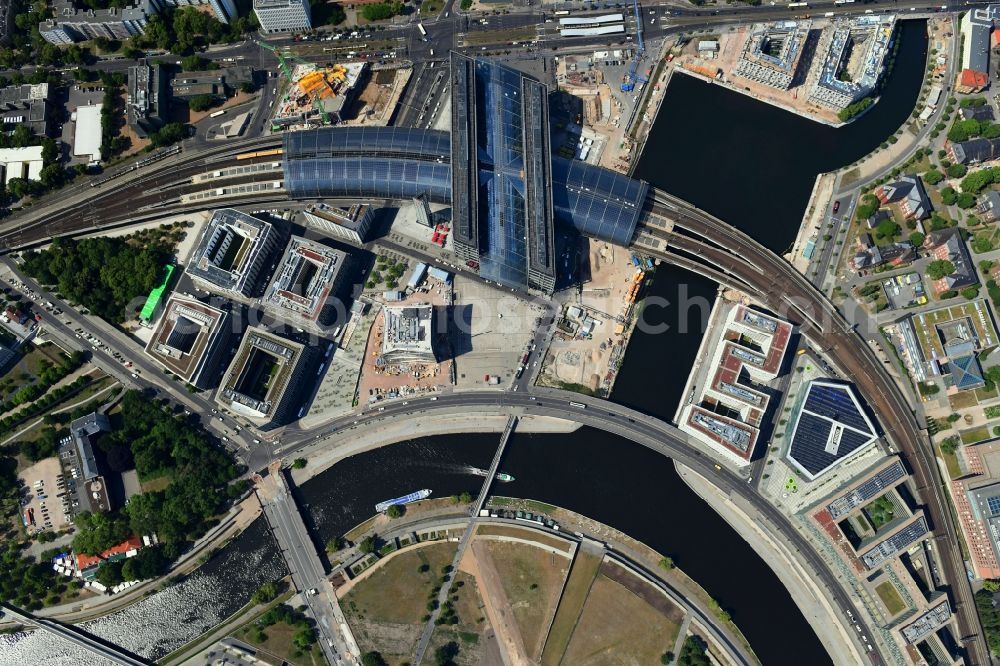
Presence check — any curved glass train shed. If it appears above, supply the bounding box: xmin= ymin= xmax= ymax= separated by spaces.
xmin=282 ymin=128 xmax=648 ymax=247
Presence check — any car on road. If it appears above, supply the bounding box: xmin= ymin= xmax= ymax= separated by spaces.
xmin=833 ymin=201 xmax=840 ymax=213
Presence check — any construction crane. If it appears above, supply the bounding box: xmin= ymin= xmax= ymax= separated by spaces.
xmin=622 ymin=0 xmax=648 ymax=92
xmin=256 ymin=39 xmax=332 ymax=125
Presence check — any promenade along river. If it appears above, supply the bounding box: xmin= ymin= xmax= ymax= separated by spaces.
xmin=0 ymin=20 xmax=928 ymax=666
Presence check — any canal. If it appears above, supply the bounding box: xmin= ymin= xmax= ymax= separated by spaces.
xmin=0 ymin=20 xmax=929 ymax=666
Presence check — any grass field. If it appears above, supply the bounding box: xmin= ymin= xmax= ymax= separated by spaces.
xmin=561 ymin=573 xmax=680 ymax=665
xmin=343 ymin=542 xmax=456 ymax=624
xmin=476 ymin=523 xmax=573 ymax=552
xmin=863 ymin=495 xmax=896 ymax=530
xmin=874 ymin=581 xmax=907 ymax=615
xmin=961 ymin=425 xmax=992 ymax=445
xmin=237 ymin=620 xmax=325 ymax=666
xmin=539 ymin=549 xmax=603 ymax=666
xmin=427 ymin=571 xmax=491 ymax=665
xmin=484 ymin=539 xmax=571 ymax=661
xmin=949 ymin=390 xmax=981 ymax=410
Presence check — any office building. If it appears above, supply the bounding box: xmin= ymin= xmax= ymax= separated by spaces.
xmin=380 ymin=305 xmax=436 ymax=364
xmin=262 ymin=236 xmax=349 ymax=326
xmin=679 ymin=304 xmax=792 ymax=466
xmin=144 ymin=295 xmax=229 ymax=388
xmin=0 ymin=82 xmax=50 ymax=137
xmin=158 ymin=0 xmax=237 ymax=23
xmin=302 ymin=203 xmax=375 ymax=244
xmin=808 ymin=15 xmax=896 ymax=111
xmin=127 ymin=63 xmax=167 ymax=139
xmin=187 ymin=209 xmax=282 ymax=298
xmin=70 ymin=412 xmax=113 ymax=514
xmin=786 ymin=380 xmax=879 ymax=480
xmin=450 ymin=53 xmax=557 ymax=293
xmin=216 ymin=327 xmax=307 ymax=426
xmin=253 ymin=0 xmax=311 ymax=33
xmin=40 ymin=0 xmax=158 ymax=44
xmin=170 ymin=66 xmax=254 ymax=100
xmin=734 ymin=21 xmax=810 ymax=90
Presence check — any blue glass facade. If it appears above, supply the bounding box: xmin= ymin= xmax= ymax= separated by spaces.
xmin=282 ymin=120 xmax=648 ymax=282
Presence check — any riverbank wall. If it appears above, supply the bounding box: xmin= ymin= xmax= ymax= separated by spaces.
xmin=676 ymin=463 xmax=869 ymax=666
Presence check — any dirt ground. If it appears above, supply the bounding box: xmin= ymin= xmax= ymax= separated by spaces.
xmin=462 ymin=539 xmax=532 ymax=666
xmin=539 ymin=239 xmax=644 ymax=393
xmin=476 ymin=539 xmax=571 ymax=662
xmin=561 ymin=572 xmax=681 ymax=666
xmin=357 ymin=292 xmax=453 ymax=405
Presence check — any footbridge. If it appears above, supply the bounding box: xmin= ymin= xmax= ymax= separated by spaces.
xmin=0 ymin=604 xmax=150 ymax=665
xmin=0 ymin=123 xmax=986 ymax=662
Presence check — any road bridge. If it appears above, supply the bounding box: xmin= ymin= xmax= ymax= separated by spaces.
xmin=0 ymin=124 xmax=982 ymax=661
xmin=0 ymin=604 xmax=150 ymax=666
xmin=256 ymin=467 xmax=360 ymax=666
xmin=275 ymin=391 xmax=880 ymax=665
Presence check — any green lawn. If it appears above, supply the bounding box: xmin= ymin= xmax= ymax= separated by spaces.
xmin=961 ymin=425 xmax=991 ymax=445
xmin=864 ymin=495 xmax=896 ymax=530
xmin=875 ymin=581 xmax=907 ymax=615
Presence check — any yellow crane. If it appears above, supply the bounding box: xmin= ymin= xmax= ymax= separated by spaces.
xmin=256 ymin=39 xmax=332 ymax=125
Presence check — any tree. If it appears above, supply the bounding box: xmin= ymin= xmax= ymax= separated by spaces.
xmin=292 ymin=458 xmax=307 ymax=469
xmin=361 ymin=1 xmax=403 ymax=20
xmin=434 ymin=641 xmax=460 ymax=666
xmin=362 ymin=652 xmax=389 ymax=666
xmin=923 ymin=169 xmax=945 ymax=186
xmin=385 ymin=504 xmax=402 ymax=519
xmin=661 ymin=652 xmax=676 ymax=665
xmin=187 ymin=94 xmax=219 ymax=112
xmin=252 ymin=580 xmax=279 ymax=605
xmin=95 ymin=560 xmax=125 ymax=588
xmin=958 ymin=192 xmax=978 ymax=209
xmin=985 ymin=579 xmax=1000 ymax=592
xmin=909 ymin=232 xmax=925 ymax=247
xmin=927 ymin=259 xmax=957 ymax=280
xmin=458 ymin=491 xmax=472 ymax=504
xmin=962 ymin=286 xmax=981 ymax=300
xmin=854 ymin=194 xmax=880 ymax=220
xmin=659 ymin=556 xmax=675 ymax=571
xmin=180 ymin=54 xmax=209 ymax=70
xmin=875 ymin=219 xmax=899 ymax=239
xmin=358 ymin=536 xmax=376 ymax=554
xmin=72 ymin=510 xmax=132 ymax=555
xmin=837 ymin=97 xmax=873 ymax=123
xmin=149 ymin=122 xmax=188 ymax=148
xmin=941 ymin=186 xmax=958 ymax=206
xmin=948 ymin=163 xmax=968 ymax=178
xmin=677 ymin=635 xmax=710 ymax=666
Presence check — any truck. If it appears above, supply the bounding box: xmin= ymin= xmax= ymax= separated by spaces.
xmin=485 ymin=375 xmax=501 ymax=385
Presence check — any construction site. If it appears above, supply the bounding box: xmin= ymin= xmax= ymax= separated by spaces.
xmin=260 ymin=41 xmax=411 ymax=130
xmin=537 ymin=243 xmax=654 ymax=397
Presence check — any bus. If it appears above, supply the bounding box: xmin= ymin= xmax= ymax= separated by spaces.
xmin=569 ymin=402 xmax=587 ymax=409
xmin=417 ymin=23 xmax=428 ymax=40
xmin=554 ymin=9 xmax=570 ymax=15
xmin=209 ymin=109 xmax=226 ymax=118
xmin=787 ymin=2 xmax=808 ymax=6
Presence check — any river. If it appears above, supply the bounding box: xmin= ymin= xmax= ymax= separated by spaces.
xmin=0 ymin=19 xmax=928 ymax=666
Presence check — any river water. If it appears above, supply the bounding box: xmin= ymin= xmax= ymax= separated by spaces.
xmin=2 ymin=20 xmax=928 ymax=666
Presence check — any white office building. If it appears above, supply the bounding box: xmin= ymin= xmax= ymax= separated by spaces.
xmin=253 ymin=0 xmax=311 ymax=33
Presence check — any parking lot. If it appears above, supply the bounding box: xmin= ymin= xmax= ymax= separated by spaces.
xmin=883 ymin=273 xmax=926 ymax=310
xmin=18 ymin=456 xmax=71 ymax=533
